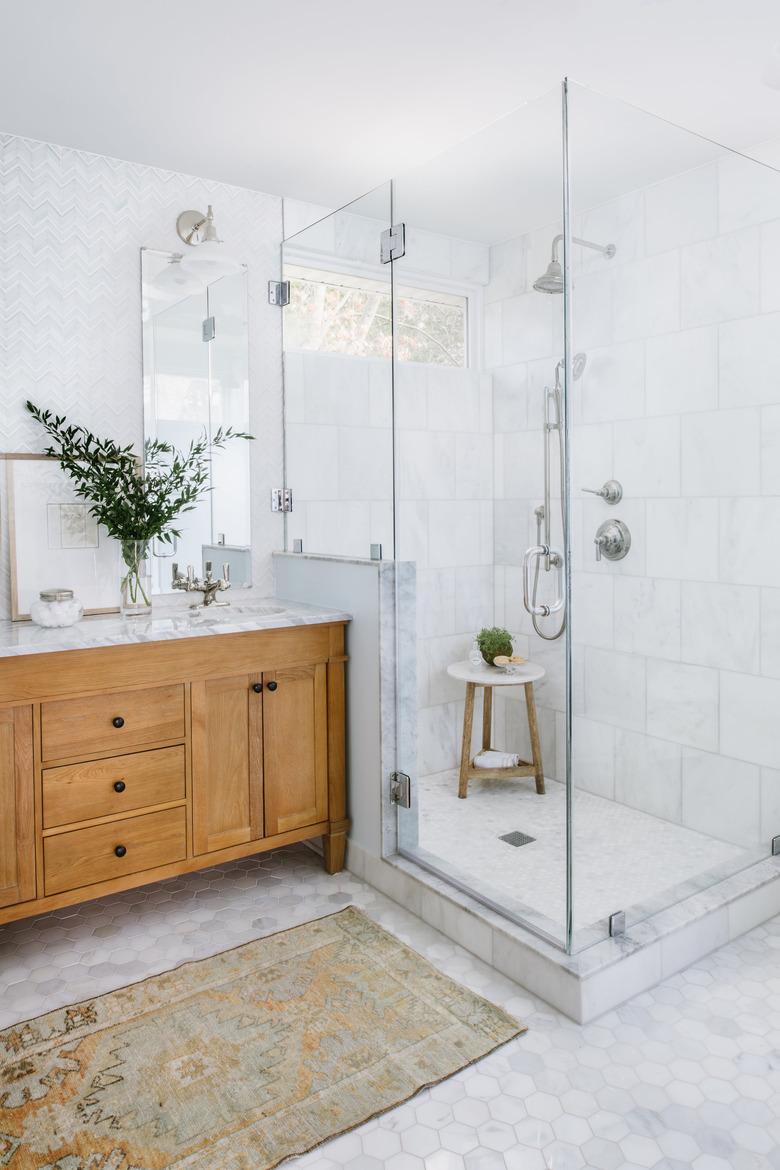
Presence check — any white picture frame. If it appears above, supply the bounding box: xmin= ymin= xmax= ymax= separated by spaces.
xmin=5 ymin=454 xmax=121 ymax=620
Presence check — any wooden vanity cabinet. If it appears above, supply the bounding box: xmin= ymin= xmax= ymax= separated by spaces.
xmin=0 ymin=620 xmax=349 ymax=927
xmin=0 ymin=706 xmax=35 ymax=909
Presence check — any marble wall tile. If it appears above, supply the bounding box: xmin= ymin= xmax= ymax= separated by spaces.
xmin=486 ymin=236 xmax=527 ymax=303
xmin=720 ymin=498 xmax=780 ymax=586
xmin=645 ymin=326 xmax=717 ymax=417
xmin=428 ymin=367 xmax=483 ymax=432
xmin=501 ymin=292 xmax=555 ymax=363
xmin=760 ymin=588 xmax=780 ymax=679
xmin=570 ymin=423 xmax=614 ymax=493
xmin=613 ymin=250 xmax=679 ymax=340
xmin=570 ymin=572 xmax=614 ymax=650
xmin=338 ymin=427 xmax=392 ymax=501
xmin=571 ymin=267 xmax=615 ymax=350
xmin=451 ymin=238 xmax=490 ymax=285
xmin=614 ymin=729 xmax=683 ymax=822
xmin=571 ymin=716 xmax=616 ymax=799
xmin=493 ymin=499 xmax=529 ymax=567
xmin=760 ymin=767 xmax=780 ymax=843
xmin=719 ymin=311 xmax=780 ymax=407
xmin=681 ymin=582 xmax=760 ymax=674
xmin=646 ymin=659 xmax=719 ymax=751
xmin=302 ymin=501 xmax=370 ymax=558
xmin=645 ymin=163 xmax=718 ymax=253
xmin=394 ymin=363 xmax=428 ymax=429
xmin=760 ymin=404 xmax=780 ymax=494
xmin=417 ymin=568 xmax=457 ymax=638
xmin=285 ymin=423 xmax=339 ymax=499
xmin=646 ymin=498 xmax=719 ymax=582
xmin=720 ymin=670 xmax=780 ymax=769
xmin=681 ymin=408 xmax=761 ymax=496
xmin=456 ymin=433 xmax=493 ymax=499
xmin=613 ymin=415 xmax=681 ymax=497
xmin=493 ymin=364 xmax=528 ymax=433
xmin=682 ymin=747 xmax=761 ymax=847
xmin=680 ymin=227 xmax=760 ymax=327
xmin=398 ymin=431 xmax=456 ymax=500
xmin=614 ymin=576 xmax=681 ymax=660
xmin=580 ymin=188 xmax=645 ymax=266
xmin=759 ymin=219 xmax=780 ymax=313
xmin=718 ymin=152 xmax=780 ymax=232
xmin=302 ymin=352 xmax=371 ymax=426
xmin=501 ymin=431 xmax=545 ymax=499
xmin=454 ymin=566 xmax=494 ymax=633
xmin=579 ymin=341 xmax=645 ymax=423
xmin=427 ymin=500 xmax=493 ymax=568
xmin=584 ymin=647 xmax=646 ymax=732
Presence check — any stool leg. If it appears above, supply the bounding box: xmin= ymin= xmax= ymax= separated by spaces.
xmin=458 ymin=683 xmax=476 ymax=799
xmin=525 ymin=681 xmax=545 ymax=795
xmin=482 ymin=685 xmax=493 ymax=751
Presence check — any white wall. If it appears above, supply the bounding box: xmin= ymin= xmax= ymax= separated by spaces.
xmin=486 ymin=147 xmax=780 ymax=851
xmin=0 ymin=132 xmax=284 ymax=617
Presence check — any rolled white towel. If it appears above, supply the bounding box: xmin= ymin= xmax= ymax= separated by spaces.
xmin=473 ymin=749 xmax=521 ymax=769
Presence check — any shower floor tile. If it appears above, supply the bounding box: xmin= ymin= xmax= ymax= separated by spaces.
xmin=417 ymin=770 xmax=747 ymax=934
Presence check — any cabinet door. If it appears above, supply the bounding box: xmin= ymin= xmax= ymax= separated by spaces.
xmin=0 ymin=706 xmax=35 ymax=908
xmin=191 ymin=675 xmax=263 ymax=854
xmin=264 ymin=663 xmax=328 ymax=836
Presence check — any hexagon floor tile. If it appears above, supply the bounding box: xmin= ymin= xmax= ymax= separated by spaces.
xmin=1 ymin=844 xmax=779 ymax=1169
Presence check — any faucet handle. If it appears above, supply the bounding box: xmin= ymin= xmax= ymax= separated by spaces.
xmin=582 ymin=479 xmax=623 ymax=505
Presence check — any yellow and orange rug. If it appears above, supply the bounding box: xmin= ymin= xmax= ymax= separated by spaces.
xmin=0 ymin=906 xmax=524 ymax=1168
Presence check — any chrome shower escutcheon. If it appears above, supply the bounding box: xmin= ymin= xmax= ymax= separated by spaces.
xmin=594 ymin=519 xmax=631 ymax=562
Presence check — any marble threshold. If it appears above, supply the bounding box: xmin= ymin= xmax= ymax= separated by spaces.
xmin=346 ymin=840 xmax=780 ymax=1023
xmin=0 ymin=597 xmax=352 ymax=658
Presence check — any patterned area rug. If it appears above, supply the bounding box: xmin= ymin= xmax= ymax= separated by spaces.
xmin=0 ymin=906 xmax=524 ymax=1169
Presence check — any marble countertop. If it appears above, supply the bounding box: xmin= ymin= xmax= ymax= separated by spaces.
xmin=0 ymin=599 xmax=352 ymax=659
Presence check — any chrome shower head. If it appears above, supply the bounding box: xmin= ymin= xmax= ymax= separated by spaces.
xmin=533 ymin=234 xmax=616 ymax=295
xmin=533 ymin=259 xmax=564 ymax=295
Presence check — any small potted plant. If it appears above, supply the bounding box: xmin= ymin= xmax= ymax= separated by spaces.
xmin=26 ymin=402 xmax=251 ymax=617
xmin=477 ymin=626 xmax=513 ymax=666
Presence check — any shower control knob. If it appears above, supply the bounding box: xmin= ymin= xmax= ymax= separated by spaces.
xmin=594 ymin=519 xmax=631 ymax=562
xmin=583 ymin=479 xmax=623 ymax=505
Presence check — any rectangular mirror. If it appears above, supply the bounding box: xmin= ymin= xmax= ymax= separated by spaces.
xmin=141 ymin=249 xmax=251 ymax=594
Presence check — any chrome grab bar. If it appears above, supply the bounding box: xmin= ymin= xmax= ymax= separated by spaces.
xmin=522 ymin=544 xmax=564 ymax=617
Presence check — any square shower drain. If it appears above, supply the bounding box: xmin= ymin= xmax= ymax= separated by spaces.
xmin=499 ymin=831 xmax=536 ymax=847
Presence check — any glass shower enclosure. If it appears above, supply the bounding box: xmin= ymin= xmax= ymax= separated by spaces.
xmin=282 ymin=81 xmax=780 ymax=954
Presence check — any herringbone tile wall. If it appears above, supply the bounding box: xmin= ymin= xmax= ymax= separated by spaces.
xmin=0 ymin=132 xmax=284 ymax=618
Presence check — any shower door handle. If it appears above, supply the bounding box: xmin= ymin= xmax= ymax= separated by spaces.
xmin=522 ymin=545 xmax=564 ymax=617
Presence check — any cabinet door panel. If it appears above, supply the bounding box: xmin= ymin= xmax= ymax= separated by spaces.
xmin=0 ymin=706 xmax=35 ymax=908
xmin=192 ymin=675 xmax=262 ymax=854
xmin=264 ymin=663 xmax=328 ymax=836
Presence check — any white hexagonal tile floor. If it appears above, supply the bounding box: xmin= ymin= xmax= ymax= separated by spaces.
xmin=1 ymin=843 xmax=779 ymax=1169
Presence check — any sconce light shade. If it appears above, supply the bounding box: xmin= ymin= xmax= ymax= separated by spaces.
xmin=148 ymin=253 xmax=204 ymax=300
xmin=177 ymin=205 xmax=241 ymax=280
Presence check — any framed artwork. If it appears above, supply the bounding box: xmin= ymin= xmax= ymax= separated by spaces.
xmin=5 ymin=454 xmax=121 ymax=620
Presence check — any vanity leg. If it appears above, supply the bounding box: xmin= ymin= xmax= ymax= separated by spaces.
xmin=323 ymin=822 xmax=349 ymax=874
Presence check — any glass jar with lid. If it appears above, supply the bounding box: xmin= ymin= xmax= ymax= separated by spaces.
xmin=29 ymin=588 xmax=84 ymax=628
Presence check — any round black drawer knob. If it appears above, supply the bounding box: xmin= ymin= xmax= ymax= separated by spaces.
xmin=113 ymin=780 xmax=126 ymax=793
xmin=114 ymin=845 xmax=127 ymax=858
xmin=252 ymin=682 xmax=263 ymax=693
xmin=266 ymin=681 xmax=278 ymax=692
xmin=112 ymin=716 xmax=125 ymax=729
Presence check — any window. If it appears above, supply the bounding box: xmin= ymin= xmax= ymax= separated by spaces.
xmin=284 ymin=265 xmax=467 ymax=367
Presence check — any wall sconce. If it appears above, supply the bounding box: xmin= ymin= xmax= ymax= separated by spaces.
xmin=176 ymin=205 xmax=241 ymax=280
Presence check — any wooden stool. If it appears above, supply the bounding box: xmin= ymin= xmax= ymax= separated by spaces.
xmin=447 ymin=659 xmax=546 ymax=800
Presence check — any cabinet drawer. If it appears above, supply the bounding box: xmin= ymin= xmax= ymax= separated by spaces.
xmin=44 ymin=806 xmax=187 ymax=896
xmin=42 ymin=746 xmax=186 ymax=829
xmin=41 ymin=684 xmax=185 ymax=761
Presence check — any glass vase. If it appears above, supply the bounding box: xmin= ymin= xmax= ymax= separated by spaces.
xmin=120 ymin=540 xmax=152 ymax=617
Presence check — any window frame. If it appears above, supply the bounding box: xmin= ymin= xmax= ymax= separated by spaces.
xmin=283 ymin=246 xmax=483 ymax=370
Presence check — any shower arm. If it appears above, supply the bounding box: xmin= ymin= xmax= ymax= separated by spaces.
xmin=549 ymin=234 xmax=616 ymax=263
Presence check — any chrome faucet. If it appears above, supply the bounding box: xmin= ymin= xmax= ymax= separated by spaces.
xmin=172 ymin=561 xmax=231 ymax=607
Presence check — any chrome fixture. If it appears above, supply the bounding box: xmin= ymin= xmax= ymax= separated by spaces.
xmin=523 ymin=352 xmax=587 ymax=641
xmin=582 ymin=479 xmax=623 ymax=505
xmin=533 ymin=234 xmax=616 ymax=294
xmin=171 ymin=560 xmax=231 ymax=607
xmin=176 ymin=204 xmax=222 ymax=247
xmin=175 ymin=205 xmax=241 ymax=279
xmin=594 ymin=519 xmax=631 ymax=562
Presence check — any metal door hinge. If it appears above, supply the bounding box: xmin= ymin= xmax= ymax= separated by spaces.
xmin=390 ymin=771 xmax=411 ymax=808
xmin=271 ymin=487 xmax=293 ymax=513
xmin=772 ymin=835 xmax=780 ymax=856
xmin=202 ymin=316 xmax=216 ymax=342
xmin=609 ymin=910 xmax=626 ymax=938
xmin=380 ymin=223 xmax=406 ymax=264
xmin=268 ymin=280 xmax=291 ymax=306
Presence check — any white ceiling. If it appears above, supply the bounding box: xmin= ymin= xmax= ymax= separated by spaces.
xmin=1 ymin=0 xmax=780 ymax=211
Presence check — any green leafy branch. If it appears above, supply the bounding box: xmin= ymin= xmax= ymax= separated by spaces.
xmin=25 ymin=401 xmax=253 ymax=544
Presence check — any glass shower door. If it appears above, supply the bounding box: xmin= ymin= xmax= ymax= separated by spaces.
xmin=565 ymin=81 xmax=780 ymax=948
xmin=391 ymin=87 xmax=572 ymax=948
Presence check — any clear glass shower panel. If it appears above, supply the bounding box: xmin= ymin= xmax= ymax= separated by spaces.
xmin=392 ymin=88 xmax=571 ymax=947
xmin=566 ymin=82 xmax=780 ymax=948
xmin=281 ymin=184 xmax=394 ymax=559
